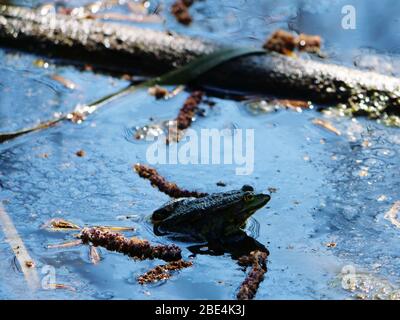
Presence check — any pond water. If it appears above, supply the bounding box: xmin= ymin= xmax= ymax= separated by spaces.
xmin=0 ymin=0 xmax=400 ymax=300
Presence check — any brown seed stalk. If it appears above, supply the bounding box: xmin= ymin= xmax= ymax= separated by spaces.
xmin=134 ymin=163 xmax=208 ymax=198
xmin=79 ymin=227 xmax=182 ymax=262
xmin=167 ymin=90 xmax=204 ymax=143
xmin=138 ymin=260 xmax=193 ymax=284
xmin=264 ymin=29 xmax=322 ymax=56
xmin=237 ymin=250 xmax=268 ymax=300
xmin=171 ymin=0 xmax=193 ymax=25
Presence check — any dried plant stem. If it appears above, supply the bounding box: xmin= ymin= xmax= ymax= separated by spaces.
xmin=0 ymin=118 xmax=64 ymax=143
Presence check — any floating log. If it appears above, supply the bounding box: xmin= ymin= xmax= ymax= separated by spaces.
xmin=0 ymin=5 xmax=399 ymax=114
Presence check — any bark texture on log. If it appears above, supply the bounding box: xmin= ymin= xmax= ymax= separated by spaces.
xmin=0 ymin=5 xmax=400 ymax=110
xmin=0 ymin=5 xmax=213 ymax=72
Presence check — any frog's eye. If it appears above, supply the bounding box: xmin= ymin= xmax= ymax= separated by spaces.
xmin=241 ymin=185 xmax=254 ymax=192
xmin=243 ymin=193 xmax=254 ymax=202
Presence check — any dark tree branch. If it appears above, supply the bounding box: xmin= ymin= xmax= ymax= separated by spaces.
xmin=0 ymin=5 xmax=399 ymax=111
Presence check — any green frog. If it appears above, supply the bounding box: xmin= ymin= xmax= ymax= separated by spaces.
xmin=152 ymin=185 xmax=270 ymax=244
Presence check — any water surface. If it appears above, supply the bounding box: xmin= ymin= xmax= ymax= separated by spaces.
xmin=0 ymin=0 xmax=400 ymax=299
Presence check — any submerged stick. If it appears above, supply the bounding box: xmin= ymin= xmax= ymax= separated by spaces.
xmin=1 ymin=4 xmax=399 ymax=117
xmin=0 ymin=204 xmax=40 ymax=290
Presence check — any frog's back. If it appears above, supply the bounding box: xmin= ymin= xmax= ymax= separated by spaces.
xmin=152 ymin=198 xmax=191 ymax=222
xmin=152 ymin=189 xmax=245 ymax=224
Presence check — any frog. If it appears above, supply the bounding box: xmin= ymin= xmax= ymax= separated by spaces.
xmin=151 ymin=185 xmax=270 ymax=257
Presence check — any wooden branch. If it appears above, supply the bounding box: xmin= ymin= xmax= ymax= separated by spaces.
xmin=0 ymin=5 xmax=399 ymax=110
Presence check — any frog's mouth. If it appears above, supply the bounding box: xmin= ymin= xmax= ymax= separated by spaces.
xmin=237 ymin=193 xmax=271 ymax=220
xmin=247 ymin=193 xmax=270 ymax=211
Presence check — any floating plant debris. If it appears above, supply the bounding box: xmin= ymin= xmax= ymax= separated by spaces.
xmin=148 ymin=85 xmax=185 ymax=100
xmin=148 ymin=85 xmax=169 ymax=99
xmin=237 ymin=250 xmax=268 ymax=300
xmin=267 ymin=187 xmax=278 ymax=193
xmin=93 ymin=225 xmax=135 ymax=232
xmin=37 ymin=152 xmax=50 ymax=159
xmin=263 ymin=29 xmax=322 ymax=56
xmin=263 ymin=30 xmax=297 ymax=56
xmin=339 ymin=269 xmax=400 ymax=300
xmin=171 ymin=0 xmax=193 ymax=25
xmin=133 ymin=122 xmax=166 ymax=140
xmin=216 ymin=181 xmax=227 ymax=187
xmin=80 ymin=227 xmax=182 ymax=262
xmin=296 ymin=33 xmax=322 ymax=54
xmin=46 ymin=283 xmax=77 ymax=291
xmin=47 ymin=240 xmax=83 ymax=249
xmin=89 ymin=245 xmax=101 ymax=264
xmin=75 ymin=149 xmax=86 ymax=157
xmin=358 ymin=168 xmax=369 ymax=177
xmin=384 ymin=201 xmax=400 ymax=229
xmin=25 ymin=260 xmax=35 ymax=268
xmin=50 ymin=74 xmax=76 ymax=90
xmin=326 ymin=242 xmax=337 ymax=248
xmin=244 ymin=99 xmax=277 ymax=114
xmin=138 ymin=260 xmax=193 ymax=284
xmin=33 ymin=58 xmax=50 ymax=69
xmin=176 ymin=91 xmax=204 ymax=130
xmin=134 ymin=163 xmax=208 ymax=198
xmin=167 ymin=90 xmax=204 ymax=143
xmin=42 ymin=218 xmax=81 ymax=231
xmin=273 ymin=99 xmax=312 ymax=110
xmin=312 ymin=118 xmax=342 ymax=136
xmin=244 ymin=98 xmax=311 ymax=115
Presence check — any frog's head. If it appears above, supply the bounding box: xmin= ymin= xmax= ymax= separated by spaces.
xmin=207 ymin=185 xmax=270 ymax=236
xmin=226 ymin=185 xmax=270 ymax=225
